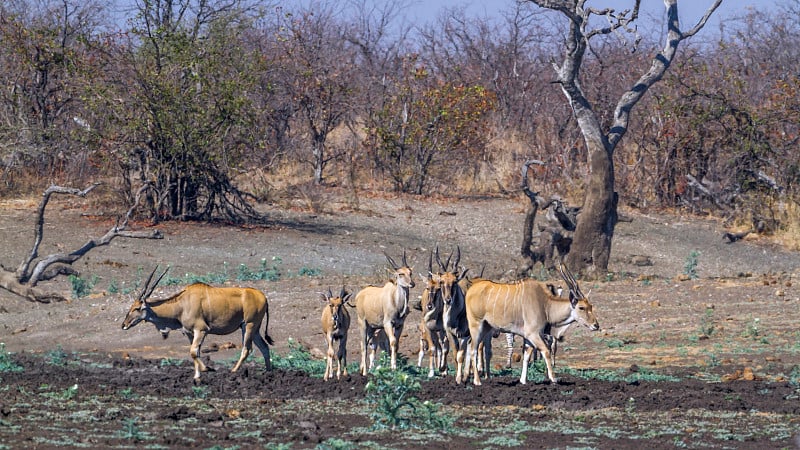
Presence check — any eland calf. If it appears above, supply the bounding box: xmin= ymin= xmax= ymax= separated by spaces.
xmin=320 ymin=287 xmax=352 ymax=381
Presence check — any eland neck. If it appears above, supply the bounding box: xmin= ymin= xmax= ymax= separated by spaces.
xmin=545 ymin=297 xmax=575 ymax=328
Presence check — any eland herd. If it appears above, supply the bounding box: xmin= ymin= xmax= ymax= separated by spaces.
xmin=122 ymin=248 xmax=600 ymax=385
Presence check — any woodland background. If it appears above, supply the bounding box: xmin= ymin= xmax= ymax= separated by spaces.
xmin=1 ymin=0 xmax=798 ymax=244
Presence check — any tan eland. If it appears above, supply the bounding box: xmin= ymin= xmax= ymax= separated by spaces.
xmin=121 ymin=267 xmax=274 ymax=382
xmin=465 ymin=264 xmax=599 ymax=386
xmin=354 ymin=251 xmax=415 ymax=375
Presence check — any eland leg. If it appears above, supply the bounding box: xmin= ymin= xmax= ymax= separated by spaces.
xmin=189 ymin=330 xmax=210 ymax=381
xmin=232 ymin=322 xmax=255 ymax=373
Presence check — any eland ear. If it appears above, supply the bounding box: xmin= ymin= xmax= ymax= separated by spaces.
xmin=569 ymin=290 xmax=579 ymax=307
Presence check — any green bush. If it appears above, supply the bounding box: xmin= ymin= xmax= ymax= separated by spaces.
xmin=364 ymin=361 xmax=452 ymax=430
xmin=683 ymin=250 xmax=700 ymax=279
xmin=236 ymin=258 xmax=282 ymax=282
xmin=270 ymin=339 xmax=325 ymax=376
xmin=0 ymin=343 xmax=23 ymax=373
xmin=69 ymin=274 xmax=97 ymax=299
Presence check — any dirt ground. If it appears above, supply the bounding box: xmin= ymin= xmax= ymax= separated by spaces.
xmin=1 ymin=189 xmax=799 ymax=448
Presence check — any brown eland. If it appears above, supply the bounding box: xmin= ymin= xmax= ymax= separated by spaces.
xmin=121 ymin=267 xmax=274 ymax=382
xmin=465 ymin=264 xmax=599 ymax=385
xmin=354 ymin=251 xmax=415 ymax=375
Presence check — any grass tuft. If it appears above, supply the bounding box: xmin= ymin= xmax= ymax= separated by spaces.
xmin=0 ymin=343 xmax=23 ymax=372
xmin=270 ymin=338 xmax=326 ymax=376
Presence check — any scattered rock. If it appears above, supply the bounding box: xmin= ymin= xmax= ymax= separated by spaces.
xmin=309 ymin=347 xmax=326 ymax=360
xmin=201 ymin=343 xmax=219 ymax=353
xmin=721 ymin=367 xmax=759 ymax=382
xmin=629 ymin=255 xmax=653 ymax=266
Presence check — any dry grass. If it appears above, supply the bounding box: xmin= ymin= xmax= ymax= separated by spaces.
xmin=774 ymin=200 xmax=800 ymax=251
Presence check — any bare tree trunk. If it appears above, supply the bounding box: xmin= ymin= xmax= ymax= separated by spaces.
xmin=519 ymin=160 xmax=544 ymax=275
xmin=527 ymin=0 xmax=721 ymax=278
xmin=566 ymin=138 xmax=617 ymax=279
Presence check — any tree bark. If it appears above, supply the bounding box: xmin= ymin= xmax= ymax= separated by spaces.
xmin=565 ymin=138 xmax=616 ymax=278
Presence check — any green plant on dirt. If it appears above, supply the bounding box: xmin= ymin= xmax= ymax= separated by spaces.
xmin=119 ymin=387 xmax=136 ymax=400
xmin=483 ymin=435 xmax=525 ymax=447
xmin=187 ymin=264 xmax=231 ymax=284
xmin=364 ymin=361 xmax=452 ymax=431
xmin=236 ymin=257 xmax=282 ymax=282
xmin=69 ymin=274 xmax=98 ymax=299
xmin=159 ymin=263 xmax=235 ymax=286
xmin=45 ymin=346 xmax=69 ymax=366
xmin=270 ymin=339 xmax=326 ymax=376
xmin=683 ymin=250 xmax=700 ymax=279
xmin=698 ymin=307 xmax=716 ymax=338
xmin=118 ymin=417 xmax=151 ymax=442
xmin=297 ymin=266 xmax=322 ymax=277
xmin=316 ymin=438 xmax=357 ymax=449
xmin=703 ymin=350 xmax=720 ymax=368
xmin=41 ymin=383 xmax=78 ymax=400
xmin=107 ymin=279 xmax=119 ymax=294
xmin=0 ymin=343 xmax=23 ymax=373
xmin=117 ymin=267 xmax=149 ymax=295
xmin=191 ymin=385 xmax=209 ymax=399
xmin=742 ymin=317 xmax=766 ymax=342
xmin=625 ymin=396 xmax=636 ymax=414
xmin=787 ymin=365 xmax=800 ymax=387
xmin=600 ymin=337 xmax=626 ymax=349
xmin=60 ymin=383 xmax=78 ymax=400
xmin=159 ymin=357 xmax=182 ymax=367
xmin=564 ymin=366 xmax=680 ymax=383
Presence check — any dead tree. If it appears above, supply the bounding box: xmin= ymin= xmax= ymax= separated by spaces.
xmin=0 ymin=183 xmax=163 ymax=303
xmin=518 ymin=160 xmax=580 ymax=275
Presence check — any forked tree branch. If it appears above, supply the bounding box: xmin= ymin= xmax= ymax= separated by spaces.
xmin=26 ymin=183 xmax=163 ymax=286
xmin=2 ymin=183 xmax=163 ymax=302
xmin=16 ymin=183 xmax=101 ymax=280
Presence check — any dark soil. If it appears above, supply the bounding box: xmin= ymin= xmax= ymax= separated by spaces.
xmin=2 ymin=352 xmax=799 ymax=449
xmin=1 ymin=191 xmax=800 ymax=448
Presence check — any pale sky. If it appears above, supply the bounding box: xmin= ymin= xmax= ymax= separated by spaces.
xmin=405 ymin=0 xmax=775 ymax=29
